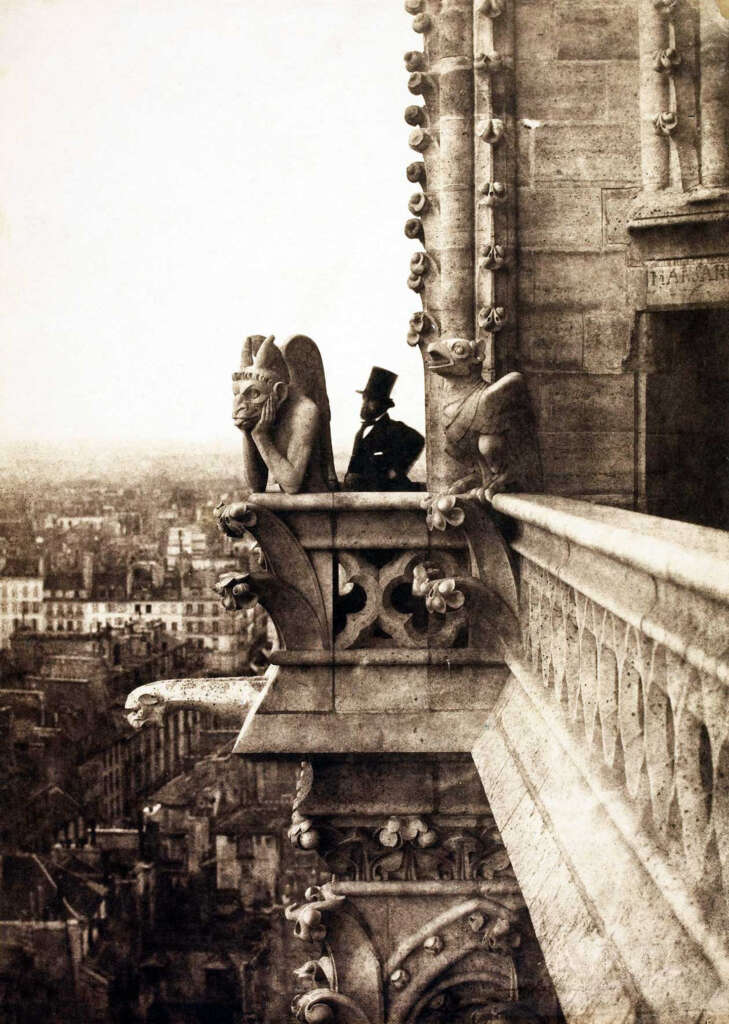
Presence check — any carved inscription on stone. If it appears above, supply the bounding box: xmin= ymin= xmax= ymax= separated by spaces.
xmin=644 ymin=257 xmax=729 ymax=308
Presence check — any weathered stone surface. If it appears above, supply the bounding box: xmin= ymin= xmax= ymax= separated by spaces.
xmin=234 ymin=710 xmax=487 ymax=754
xmin=474 ymin=714 xmax=640 ymax=1024
xmin=514 ymin=0 xmax=559 ymax=61
xmin=516 ymin=61 xmax=607 ymax=122
xmin=335 ymin=664 xmax=425 ymax=713
xmin=427 ymin=663 xmax=510 ymax=711
xmin=532 ymin=252 xmax=629 ymax=309
xmin=643 ymin=256 xmax=729 ymax=310
xmin=532 ymin=123 xmax=641 ymax=183
xmin=519 ymin=310 xmax=584 ymax=369
xmin=540 ymin=431 xmax=635 ymax=488
xmin=556 ymin=2 xmax=639 ymax=62
xmin=475 ymin=662 xmax=728 ymax=1024
xmin=583 ymin=312 xmax=632 ymax=372
xmin=530 ymin=373 xmax=634 ymax=432
xmin=518 ymin=186 xmax=603 ymax=251
xmin=306 ymin=758 xmax=436 ymax=815
xmin=602 ymin=187 xmax=640 ymax=247
xmin=263 ymin=666 xmax=333 ymax=713
xmin=605 ymin=61 xmax=640 ymax=122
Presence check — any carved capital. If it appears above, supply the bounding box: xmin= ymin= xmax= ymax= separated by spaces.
xmin=411 ymin=12 xmax=432 ymax=33
xmin=404 ymin=0 xmax=423 ymax=12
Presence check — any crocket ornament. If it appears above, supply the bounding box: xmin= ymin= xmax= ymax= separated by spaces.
xmin=426 ymin=336 xmax=542 ymax=502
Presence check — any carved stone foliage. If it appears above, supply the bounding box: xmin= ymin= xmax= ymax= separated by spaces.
xmin=290 ymin=810 xmax=515 ymax=885
xmin=214 ymin=500 xmax=331 ymax=649
xmin=285 ymin=883 xmax=346 ymax=943
xmin=520 ymin=556 xmax=729 ymax=915
xmin=334 ymin=549 xmax=467 ymax=650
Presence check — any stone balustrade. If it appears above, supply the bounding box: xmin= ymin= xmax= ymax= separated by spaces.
xmin=128 ymin=492 xmax=520 ymax=755
xmin=475 ymin=492 xmax=729 ymax=1022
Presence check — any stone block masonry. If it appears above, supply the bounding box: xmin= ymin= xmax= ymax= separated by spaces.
xmin=514 ymin=0 xmax=641 ymax=504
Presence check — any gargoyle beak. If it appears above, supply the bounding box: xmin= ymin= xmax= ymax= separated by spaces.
xmin=425 ymin=342 xmax=453 ymax=371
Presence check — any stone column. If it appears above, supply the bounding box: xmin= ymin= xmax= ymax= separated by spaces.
xmin=699 ymin=0 xmax=729 ymax=188
xmin=638 ymin=0 xmax=672 ymax=191
xmin=474 ymin=0 xmax=516 ymax=381
xmin=405 ymin=0 xmax=475 ymax=492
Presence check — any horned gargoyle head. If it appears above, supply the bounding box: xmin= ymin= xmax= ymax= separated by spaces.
xmin=426 ymin=337 xmax=483 ymax=378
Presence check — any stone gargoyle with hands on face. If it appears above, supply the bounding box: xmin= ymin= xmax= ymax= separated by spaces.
xmin=232 ymin=334 xmax=338 ymax=494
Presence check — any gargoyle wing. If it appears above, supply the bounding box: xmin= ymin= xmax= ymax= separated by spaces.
xmin=281 ymin=334 xmax=339 ymax=491
xmin=475 ymin=372 xmax=529 ymax=433
xmin=476 ymin=371 xmax=543 ymax=493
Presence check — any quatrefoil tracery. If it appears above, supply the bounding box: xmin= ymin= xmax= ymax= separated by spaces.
xmin=335 ymin=550 xmax=466 ymax=650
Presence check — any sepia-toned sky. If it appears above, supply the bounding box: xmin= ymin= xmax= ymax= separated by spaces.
xmin=0 ymin=0 xmax=423 ymax=454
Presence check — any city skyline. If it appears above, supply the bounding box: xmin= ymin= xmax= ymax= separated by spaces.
xmin=0 ymin=0 xmax=426 ymax=454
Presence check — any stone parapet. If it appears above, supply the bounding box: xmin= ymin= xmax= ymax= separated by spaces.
xmin=474 ymin=492 xmax=729 ymax=1022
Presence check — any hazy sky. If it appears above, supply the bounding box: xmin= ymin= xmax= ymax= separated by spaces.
xmin=0 ymin=0 xmax=423 ymax=454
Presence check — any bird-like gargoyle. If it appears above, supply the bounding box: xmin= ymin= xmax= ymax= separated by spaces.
xmin=426 ymin=337 xmax=542 ymax=501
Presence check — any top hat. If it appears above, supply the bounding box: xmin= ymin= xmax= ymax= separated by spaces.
xmin=357 ymin=366 xmax=397 ymax=407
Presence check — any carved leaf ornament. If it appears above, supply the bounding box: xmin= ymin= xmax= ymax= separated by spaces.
xmin=421 ymin=494 xmax=466 ymax=531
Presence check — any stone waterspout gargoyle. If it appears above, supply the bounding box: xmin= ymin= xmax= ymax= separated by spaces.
xmin=425 ymin=337 xmax=542 ymax=504
xmin=124 ymin=665 xmax=278 ymax=729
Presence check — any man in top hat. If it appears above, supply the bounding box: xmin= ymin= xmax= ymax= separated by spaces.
xmin=344 ymin=367 xmax=425 ymax=491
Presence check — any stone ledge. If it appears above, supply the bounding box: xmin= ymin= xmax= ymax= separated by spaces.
xmin=493 ymin=493 xmax=729 ymax=605
xmin=233 ymin=710 xmax=487 ymax=754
